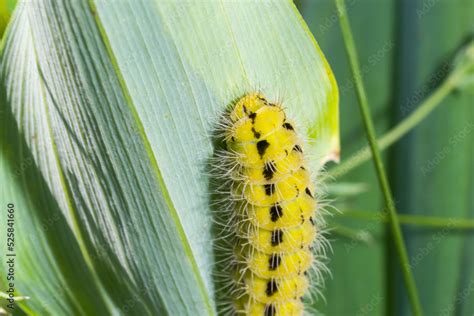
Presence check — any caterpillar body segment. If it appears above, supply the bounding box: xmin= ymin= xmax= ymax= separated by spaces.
xmin=214 ymin=93 xmax=325 ymax=316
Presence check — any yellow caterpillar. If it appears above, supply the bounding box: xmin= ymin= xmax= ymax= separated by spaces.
xmin=214 ymin=93 xmax=324 ymax=316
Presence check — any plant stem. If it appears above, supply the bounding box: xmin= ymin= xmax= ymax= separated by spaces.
xmin=334 ymin=0 xmax=423 ymax=315
xmin=329 ymin=55 xmax=472 ymax=179
xmin=337 ymin=210 xmax=474 ymax=229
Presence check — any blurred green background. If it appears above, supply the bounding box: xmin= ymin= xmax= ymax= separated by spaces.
xmin=0 ymin=0 xmax=15 ymax=37
xmin=296 ymin=0 xmax=473 ymax=315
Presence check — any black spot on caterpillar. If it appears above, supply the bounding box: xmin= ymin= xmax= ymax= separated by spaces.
xmin=257 ymin=139 xmax=270 ymax=157
xmin=252 ymin=127 xmax=261 ymax=139
xmin=266 ymin=279 xmax=279 ymax=296
xmin=269 ymin=254 xmax=281 ymax=270
xmin=282 ymin=122 xmax=294 ymax=130
xmin=257 ymin=95 xmax=269 ymax=105
xmin=265 ymin=304 xmax=276 ymax=316
xmin=264 ymin=183 xmax=275 ymax=196
xmin=292 ymin=144 xmax=303 ymax=153
xmin=305 ymin=187 xmax=313 ymax=198
xmin=263 ymin=161 xmax=276 ymax=180
xmin=249 ymin=112 xmax=257 ymax=123
xmin=271 ymin=229 xmax=283 ymax=246
xmin=270 ymin=204 xmax=283 ymax=222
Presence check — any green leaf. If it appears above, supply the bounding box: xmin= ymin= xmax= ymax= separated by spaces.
xmin=0 ymin=0 xmax=338 ymax=314
xmin=0 ymin=0 xmax=16 ymax=39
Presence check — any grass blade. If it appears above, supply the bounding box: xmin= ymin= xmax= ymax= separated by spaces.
xmin=334 ymin=0 xmax=423 ymax=314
